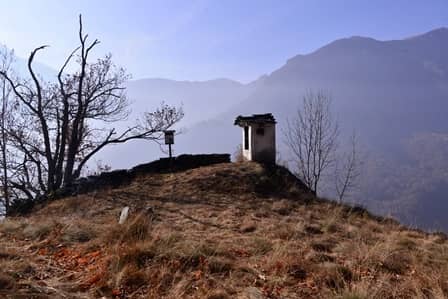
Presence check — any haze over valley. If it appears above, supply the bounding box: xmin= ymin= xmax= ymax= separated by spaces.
xmin=83 ymin=28 xmax=448 ymax=231
xmin=2 ymin=2 xmax=448 ymax=298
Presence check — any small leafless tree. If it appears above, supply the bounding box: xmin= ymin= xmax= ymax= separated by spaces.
xmin=284 ymin=90 xmax=339 ymax=194
xmin=335 ymin=132 xmax=361 ymax=202
xmin=0 ymin=15 xmax=183 ymax=212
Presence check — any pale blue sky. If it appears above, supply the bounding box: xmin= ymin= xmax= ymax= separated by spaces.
xmin=0 ymin=0 xmax=446 ymax=82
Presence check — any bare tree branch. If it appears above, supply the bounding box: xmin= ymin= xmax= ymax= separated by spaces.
xmin=0 ymin=15 xmax=184 ymax=214
xmin=284 ymin=90 xmax=339 ymax=194
xmin=335 ymin=132 xmax=361 ymax=202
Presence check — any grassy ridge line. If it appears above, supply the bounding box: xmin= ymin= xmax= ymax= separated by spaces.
xmin=0 ymin=162 xmax=447 ymax=298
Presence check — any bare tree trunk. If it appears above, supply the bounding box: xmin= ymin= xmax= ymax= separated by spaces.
xmin=0 ymin=47 xmax=13 ymax=213
xmin=284 ymin=90 xmax=339 ymax=195
xmin=335 ymin=132 xmax=361 ymax=202
xmin=1 ymin=78 xmax=8 ymax=212
xmin=63 ymin=15 xmax=99 ymax=186
xmin=0 ymin=15 xmax=184 ymax=208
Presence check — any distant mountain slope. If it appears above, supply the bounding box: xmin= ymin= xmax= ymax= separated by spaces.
xmin=180 ymin=27 xmax=448 ymax=151
xmin=236 ymin=27 xmax=448 ymax=148
xmin=3 ymin=46 xmax=57 ymax=80
xmin=95 ymin=78 xmax=259 ymax=168
xmin=11 ymin=29 xmax=447 ymax=231
xmin=14 ymin=58 xmax=56 ymax=81
xmin=125 ymin=78 xmax=258 ymax=126
xmin=173 ymin=28 xmax=448 ymax=231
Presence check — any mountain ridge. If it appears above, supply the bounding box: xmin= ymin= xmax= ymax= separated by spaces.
xmin=4 ymin=28 xmax=448 ymax=232
xmin=162 ymin=27 xmax=448 ymax=232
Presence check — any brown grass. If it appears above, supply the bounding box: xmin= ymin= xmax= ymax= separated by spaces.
xmin=0 ymin=162 xmax=447 ymax=298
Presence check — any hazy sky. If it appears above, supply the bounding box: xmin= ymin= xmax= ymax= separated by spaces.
xmin=0 ymin=0 xmax=446 ymax=82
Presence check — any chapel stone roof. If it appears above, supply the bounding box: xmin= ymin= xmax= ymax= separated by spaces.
xmin=234 ymin=113 xmax=276 ymax=126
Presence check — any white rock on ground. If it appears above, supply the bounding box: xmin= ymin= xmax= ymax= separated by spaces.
xmin=119 ymin=206 xmax=130 ymax=224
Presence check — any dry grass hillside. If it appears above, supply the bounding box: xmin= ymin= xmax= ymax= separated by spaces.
xmin=1 ymin=162 xmax=448 ymax=298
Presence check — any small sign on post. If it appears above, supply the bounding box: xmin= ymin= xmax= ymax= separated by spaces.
xmin=164 ymin=130 xmax=175 ymax=159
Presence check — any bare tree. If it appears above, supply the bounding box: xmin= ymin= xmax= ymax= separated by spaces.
xmin=0 ymin=15 xmax=183 ymax=211
xmin=0 ymin=46 xmax=14 ymax=214
xmin=284 ymin=90 xmax=339 ymax=194
xmin=335 ymin=132 xmax=361 ymax=202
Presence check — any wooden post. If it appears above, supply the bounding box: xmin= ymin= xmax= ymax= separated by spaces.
xmin=164 ymin=130 xmax=175 ymax=169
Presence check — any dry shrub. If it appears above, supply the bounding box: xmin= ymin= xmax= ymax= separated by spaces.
xmin=336 ymin=291 xmax=367 ymax=299
xmin=0 ymin=249 xmax=17 ymax=260
xmin=115 ymin=264 xmax=147 ymax=289
xmin=164 ymin=277 xmax=192 ymax=298
xmin=309 ymin=252 xmax=336 ymax=264
xmin=341 ymin=205 xmax=372 ymax=220
xmin=112 ymin=231 xmax=225 ymax=284
xmin=0 ymin=272 xmax=15 ymax=290
xmin=61 ymin=222 xmax=97 ymax=243
xmin=0 ymin=219 xmax=26 ymax=234
xmin=231 ymin=265 xmax=258 ymax=286
xmin=22 ymin=221 xmax=56 ymax=239
xmin=432 ymin=232 xmax=448 ymax=244
xmin=272 ymin=200 xmax=293 ymax=216
xmin=337 ymin=237 xmax=392 ymax=272
xmin=207 ymin=289 xmax=231 ymax=299
xmin=250 ymin=237 xmax=273 ymax=255
xmin=356 ymin=226 xmax=382 ymax=246
xmin=438 ymin=275 xmax=448 ymax=297
xmin=119 ymin=213 xmax=153 ymax=243
xmin=311 ymin=239 xmax=337 ymax=253
xmin=324 ymin=221 xmax=342 ymax=233
xmin=108 ymin=241 xmax=157 ymax=293
xmin=240 ymin=219 xmax=257 ymax=233
xmin=317 ymin=263 xmax=353 ymax=290
xmin=395 ymin=236 xmax=418 ymax=250
xmin=178 ymin=252 xmax=206 ymax=271
xmin=274 ymin=223 xmax=299 ymax=240
xmin=116 ymin=241 xmax=155 ymax=269
xmin=304 ymin=224 xmax=323 ymax=235
xmin=368 ymin=223 xmax=384 ymax=234
xmin=150 ymin=232 xmax=186 ymax=257
xmin=0 ymin=259 xmax=35 ymax=278
xmin=320 ymin=209 xmax=344 ymax=234
xmin=55 ymin=196 xmax=86 ymax=214
xmin=385 ymin=278 xmax=420 ymax=298
xmin=147 ymin=267 xmax=176 ymax=296
xmin=338 ymin=275 xmax=396 ymax=299
xmin=381 ymin=252 xmax=411 ymax=275
xmin=287 ymin=263 xmax=308 ymax=280
xmin=266 ymin=242 xmax=308 ymax=278
xmin=193 ymin=241 xmax=226 ymax=257
xmin=104 ymin=216 xmax=159 ymax=292
xmin=405 ymin=230 xmax=424 ymax=239
xmin=239 ymin=287 xmax=264 ymax=299
xmin=254 ymin=202 xmax=272 ymax=218
xmin=207 ymin=257 xmax=233 ymax=274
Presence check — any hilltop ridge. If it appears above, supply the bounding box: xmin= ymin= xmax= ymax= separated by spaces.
xmin=1 ymin=162 xmax=448 ymax=298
